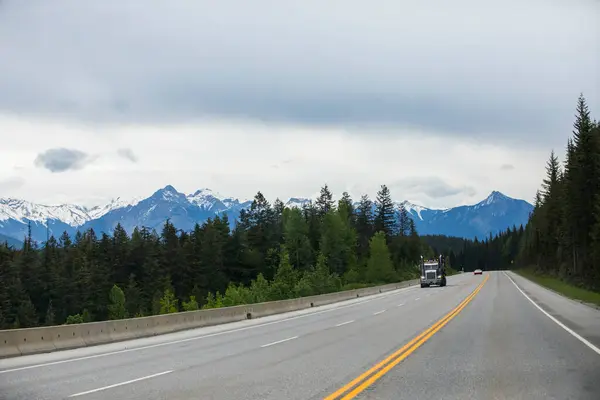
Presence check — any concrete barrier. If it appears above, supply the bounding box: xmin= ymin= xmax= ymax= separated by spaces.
xmin=0 ymin=278 xmax=417 ymax=358
xmin=0 ymin=329 xmax=25 ymax=358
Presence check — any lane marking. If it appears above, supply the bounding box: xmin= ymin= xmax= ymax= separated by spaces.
xmin=373 ymin=310 xmax=386 ymax=316
xmin=69 ymin=370 xmax=173 ymax=397
xmin=260 ymin=336 xmax=298 ymax=348
xmin=503 ymin=272 xmax=600 ymax=356
xmin=397 ymin=303 xmax=404 ymax=307
xmin=324 ymin=275 xmax=489 ymax=400
xmin=0 ymin=285 xmax=418 ymax=374
xmin=414 ymin=297 xmax=421 ymax=301
xmin=335 ymin=320 xmax=355 ymax=327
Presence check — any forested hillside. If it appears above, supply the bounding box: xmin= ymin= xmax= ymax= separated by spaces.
xmin=0 ymin=185 xmax=436 ymax=329
xmin=3 ymin=95 xmax=595 ymax=329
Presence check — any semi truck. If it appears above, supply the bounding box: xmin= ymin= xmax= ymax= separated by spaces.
xmin=419 ymin=254 xmax=447 ymax=288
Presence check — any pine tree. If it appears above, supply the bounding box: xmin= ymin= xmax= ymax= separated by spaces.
xmin=409 ymin=219 xmax=417 ymax=236
xmin=366 ymin=232 xmax=396 ymax=283
xmin=283 ymin=207 xmax=313 ymax=271
xmin=107 ymin=284 xmax=127 ymax=320
xmin=338 ymin=192 xmax=355 ymax=226
xmin=0 ymin=244 xmax=17 ymax=328
xmin=374 ymin=185 xmax=397 ymax=240
xmin=17 ymin=295 xmax=38 ymax=328
xmin=268 ymin=248 xmax=299 ymax=300
xmin=182 ymin=296 xmax=199 ymax=311
xmin=564 ymin=94 xmax=598 ymax=276
xmin=44 ymin=299 xmax=55 ymax=326
xmin=302 ymin=201 xmax=321 ymax=257
xmin=316 ymin=184 xmax=335 ymax=217
xmin=17 ymin=227 xmax=44 ymax=322
xmin=589 ymin=121 xmax=600 ymax=283
xmin=160 ymin=219 xmax=187 ymax=299
xmin=398 ymin=204 xmax=411 ymax=236
xmin=320 ymin=210 xmax=354 ymax=276
xmin=111 ymin=223 xmax=131 ymax=286
xmin=159 ymin=288 xmax=179 ymax=314
xmin=125 ymin=274 xmax=143 ymax=316
xmin=355 ymin=195 xmax=374 ymax=261
xmin=539 ymin=150 xmax=562 ymax=270
xmin=246 ymin=191 xmax=278 ymax=277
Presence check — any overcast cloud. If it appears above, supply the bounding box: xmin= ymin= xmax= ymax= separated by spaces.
xmin=1 ymin=0 xmax=597 ymax=146
xmin=0 ymin=0 xmax=597 ymax=207
xmin=391 ymin=177 xmax=477 ymax=200
xmin=34 ymin=148 xmax=92 ymax=173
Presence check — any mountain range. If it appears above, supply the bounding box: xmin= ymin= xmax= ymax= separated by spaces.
xmin=0 ymin=186 xmax=533 ymax=246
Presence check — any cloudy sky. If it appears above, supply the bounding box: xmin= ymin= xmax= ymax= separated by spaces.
xmin=0 ymin=0 xmax=598 ymax=208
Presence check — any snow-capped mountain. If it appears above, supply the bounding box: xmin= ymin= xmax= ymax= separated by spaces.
xmin=0 ymin=232 xmax=22 ymax=248
xmin=0 ymin=188 xmax=532 ymax=245
xmin=399 ymin=191 xmax=533 ymax=239
xmin=187 ymin=188 xmax=252 ymax=213
xmin=86 ymin=197 xmax=143 ymax=220
xmin=0 ymin=198 xmax=90 ymax=226
xmin=400 ymin=200 xmax=433 ymax=221
xmin=285 ymin=197 xmax=312 ymax=208
xmin=79 ymin=185 xmax=252 ymax=237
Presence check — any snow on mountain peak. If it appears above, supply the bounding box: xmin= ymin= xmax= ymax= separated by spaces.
xmin=191 ymin=188 xmax=223 ymax=199
xmin=0 ymin=198 xmax=90 ymax=226
xmin=286 ymin=197 xmax=311 ymax=208
xmin=400 ymin=200 xmax=430 ymax=221
xmin=150 ymin=185 xmax=188 ymax=202
xmin=86 ymin=197 xmax=142 ymax=220
xmin=481 ymin=191 xmax=509 ymax=206
xmin=187 ymin=188 xmax=226 ymax=209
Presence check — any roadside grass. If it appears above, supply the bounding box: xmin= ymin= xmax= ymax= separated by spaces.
xmin=514 ymin=268 xmax=600 ymax=307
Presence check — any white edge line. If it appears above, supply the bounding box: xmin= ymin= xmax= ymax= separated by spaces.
xmin=373 ymin=310 xmax=386 ymax=315
xmin=335 ymin=320 xmax=355 ymax=327
xmin=260 ymin=336 xmax=299 ymax=348
xmin=503 ymin=271 xmax=600 ymax=356
xmin=0 ymin=285 xmax=417 ymax=374
xmin=69 ymin=370 xmax=173 ymax=397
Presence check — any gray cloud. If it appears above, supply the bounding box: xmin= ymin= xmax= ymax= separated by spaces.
xmin=117 ymin=148 xmax=138 ymax=163
xmin=391 ymin=177 xmax=476 ymax=199
xmin=500 ymin=164 xmax=515 ymax=171
xmin=0 ymin=0 xmax=597 ymax=148
xmin=34 ymin=148 xmax=91 ymax=173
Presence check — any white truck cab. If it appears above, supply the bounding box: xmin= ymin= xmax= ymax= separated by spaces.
xmin=420 ymin=255 xmax=447 ymax=288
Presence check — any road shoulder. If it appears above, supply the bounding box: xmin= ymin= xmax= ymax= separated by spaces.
xmin=506 ymin=271 xmax=600 ymax=350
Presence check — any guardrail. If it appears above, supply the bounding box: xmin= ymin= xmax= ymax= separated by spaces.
xmin=0 ymin=278 xmax=419 ymax=358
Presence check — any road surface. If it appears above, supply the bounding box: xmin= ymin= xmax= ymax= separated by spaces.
xmin=1 ymin=271 xmax=599 ymax=399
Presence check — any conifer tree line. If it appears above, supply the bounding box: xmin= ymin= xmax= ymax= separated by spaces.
xmin=425 ymin=95 xmax=600 ymax=291
xmin=0 ymin=184 xmax=435 ymax=329
xmin=4 ymin=95 xmax=593 ymax=329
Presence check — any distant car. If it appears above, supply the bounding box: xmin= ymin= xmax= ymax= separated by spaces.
xmin=474 ymin=269 xmax=483 ymax=275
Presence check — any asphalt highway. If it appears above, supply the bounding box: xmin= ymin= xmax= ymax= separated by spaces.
xmin=1 ymin=271 xmax=598 ymax=400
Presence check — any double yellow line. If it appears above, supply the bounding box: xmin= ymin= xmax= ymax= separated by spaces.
xmin=324 ymin=274 xmax=490 ymax=400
